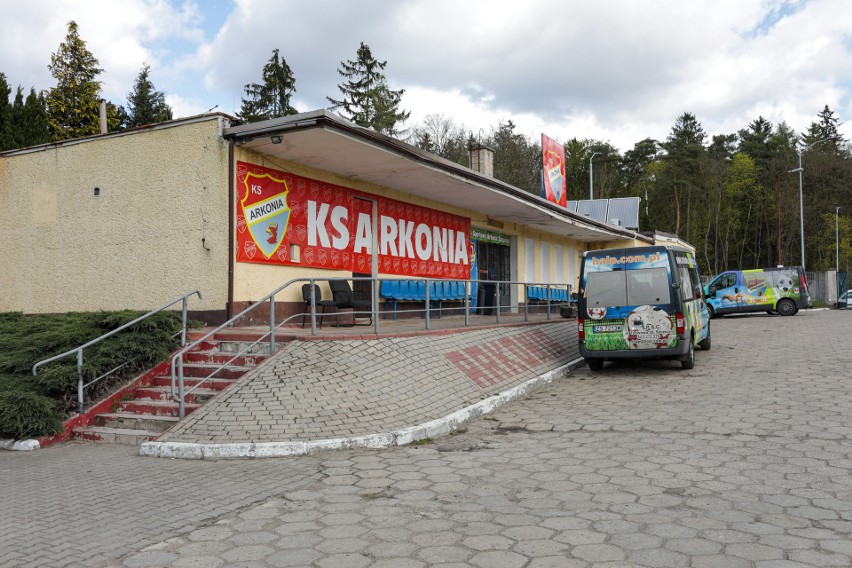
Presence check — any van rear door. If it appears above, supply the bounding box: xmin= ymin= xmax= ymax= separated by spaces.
xmin=582 ymin=249 xmax=678 ymax=352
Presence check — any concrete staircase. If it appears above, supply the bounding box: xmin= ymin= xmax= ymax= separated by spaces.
xmin=73 ymin=329 xmax=273 ymax=445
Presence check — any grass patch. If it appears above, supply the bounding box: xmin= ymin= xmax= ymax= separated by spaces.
xmin=411 ymin=437 xmax=433 ymax=445
xmin=0 ymin=311 xmax=197 ymax=440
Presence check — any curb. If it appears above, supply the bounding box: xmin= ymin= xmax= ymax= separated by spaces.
xmin=0 ymin=438 xmax=40 ymax=451
xmin=139 ymin=357 xmax=585 ymax=460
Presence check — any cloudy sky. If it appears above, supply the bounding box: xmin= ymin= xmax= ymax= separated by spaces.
xmin=2 ymin=0 xmax=851 ymax=151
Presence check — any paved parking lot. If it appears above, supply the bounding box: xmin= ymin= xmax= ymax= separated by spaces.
xmin=3 ymin=309 xmax=851 ymax=567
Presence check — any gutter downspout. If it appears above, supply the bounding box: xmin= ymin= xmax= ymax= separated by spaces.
xmin=227 ymin=139 xmax=235 ymax=321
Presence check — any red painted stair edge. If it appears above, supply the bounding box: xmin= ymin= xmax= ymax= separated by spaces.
xmin=36 ymin=358 xmax=173 ymax=449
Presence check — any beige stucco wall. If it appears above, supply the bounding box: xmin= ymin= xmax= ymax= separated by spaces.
xmin=0 ymin=117 xmax=230 ymax=314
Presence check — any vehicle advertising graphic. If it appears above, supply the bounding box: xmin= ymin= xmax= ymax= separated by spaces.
xmin=581 ymin=250 xmax=677 ymax=351
xmin=706 ymin=269 xmax=801 ymax=311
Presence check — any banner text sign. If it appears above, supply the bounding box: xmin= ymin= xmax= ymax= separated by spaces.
xmin=236 ymin=162 xmax=472 ymax=278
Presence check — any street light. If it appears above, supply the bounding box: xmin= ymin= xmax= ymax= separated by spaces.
xmin=788 ymin=138 xmax=828 ymax=270
xmin=589 ymin=151 xmax=602 ymax=200
xmin=837 ymin=206 xmax=842 ymax=274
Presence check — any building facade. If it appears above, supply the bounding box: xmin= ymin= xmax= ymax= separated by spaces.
xmin=1 ymin=110 xmax=651 ymax=323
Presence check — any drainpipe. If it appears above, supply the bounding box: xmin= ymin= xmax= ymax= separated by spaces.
xmin=227 ymin=139 xmax=235 ymax=321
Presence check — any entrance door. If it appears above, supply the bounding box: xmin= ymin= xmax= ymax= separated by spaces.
xmin=477 ymin=241 xmax=511 ymax=310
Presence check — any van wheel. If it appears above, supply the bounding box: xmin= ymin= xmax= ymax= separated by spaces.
xmin=587 ymin=359 xmax=604 ymax=371
xmin=698 ymin=334 xmax=711 ymax=351
xmin=777 ymin=299 xmax=796 ymax=316
xmin=707 ymin=305 xmax=716 ymax=319
xmin=681 ymin=340 xmax=695 ymax=370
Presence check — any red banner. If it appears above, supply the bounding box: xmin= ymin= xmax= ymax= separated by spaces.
xmin=541 ymin=133 xmax=566 ymax=207
xmin=236 ymin=162 xmax=472 ymax=278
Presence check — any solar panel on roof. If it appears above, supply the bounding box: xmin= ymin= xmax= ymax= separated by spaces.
xmin=576 ymin=199 xmax=608 ymax=223
xmin=606 ymin=197 xmax=640 ymax=229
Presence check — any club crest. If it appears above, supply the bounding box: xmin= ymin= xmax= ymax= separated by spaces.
xmin=241 ymin=171 xmax=291 ymax=259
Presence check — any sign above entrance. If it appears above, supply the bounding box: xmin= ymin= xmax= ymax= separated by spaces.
xmin=471 ymin=227 xmax=511 ymax=246
xmin=236 ymin=162 xmax=471 ymax=278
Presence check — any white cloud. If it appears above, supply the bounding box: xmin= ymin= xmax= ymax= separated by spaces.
xmin=2 ymin=0 xmax=851 ymax=150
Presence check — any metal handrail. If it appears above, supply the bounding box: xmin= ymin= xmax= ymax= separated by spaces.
xmin=32 ymin=290 xmax=202 ymax=414
xmin=170 ymin=276 xmax=575 ymax=418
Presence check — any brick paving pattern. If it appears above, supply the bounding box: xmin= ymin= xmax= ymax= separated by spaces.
xmin=2 ymin=309 xmax=852 ymax=567
xmin=158 ymin=322 xmax=577 ymax=444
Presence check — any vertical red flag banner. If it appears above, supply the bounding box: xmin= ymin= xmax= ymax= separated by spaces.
xmin=541 ymin=133 xmax=566 ymax=207
xmin=236 ymin=161 xmax=472 ymax=279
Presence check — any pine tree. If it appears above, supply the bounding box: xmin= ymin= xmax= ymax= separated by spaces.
xmin=239 ymin=49 xmax=297 ymax=123
xmin=46 ymin=21 xmax=104 ymax=141
xmin=125 ymin=64 xmax=173 ymax=127
xmin=0 ymin=73 xmax=12 ymax=150
xmin=803 ymin=105 xmax=847 ymax=154
xmin=327 ymin=42 xmax=410 ymax=136
xmin=19 ymin=88 xmax=50 ymax=147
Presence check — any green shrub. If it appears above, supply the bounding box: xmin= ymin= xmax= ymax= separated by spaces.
xmin=0 ymin=390 xmax=64 ymax=439
xmin=0 ymin=310 xmax=200 ymax=436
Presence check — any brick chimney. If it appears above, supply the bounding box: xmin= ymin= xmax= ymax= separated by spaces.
xmin=469 ymin=142 xmax=494 ymax=178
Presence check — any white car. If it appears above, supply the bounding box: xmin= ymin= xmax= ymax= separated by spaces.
xmin=840 ymin=290 xmax=852 ymax=309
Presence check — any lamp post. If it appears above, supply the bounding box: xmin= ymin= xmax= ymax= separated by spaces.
xmin=589 ymin=151 xmax=602 ymax=200
xmin=837 ymin=206 xmax=842 ymax=274
xmin=790 ymin=138 xmax=827 ymax=270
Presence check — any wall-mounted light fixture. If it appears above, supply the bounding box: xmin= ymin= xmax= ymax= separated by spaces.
xmin=271 ymin=135 xmax=283 ymax=144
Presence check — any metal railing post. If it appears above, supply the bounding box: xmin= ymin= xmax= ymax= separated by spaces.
xmin=524 ymin=285 xmax=529 ymax=322
xmin=424 ymin=279 xmax=431 ymax=330
xmin=546 ymin=287 xmax=552 ymax=320
xmin=77 ymin=350 xmax=84 ymax=414
xmin=464 ymin=281 xmax=470 ymax=326
xmin=373 ymin=277 xmax=379 ymax=335
xmin=181 ymin=296 xmax=189 ymax=347
xmin=495 ymin=281 xmax=501 ymax=324
xmin=178 ymin=356 xmax=185 ymax=419
xmin=309 ymin=278 xmax=318 ymax=336
xmin=269 ymin=296 xmax=276 ymax=353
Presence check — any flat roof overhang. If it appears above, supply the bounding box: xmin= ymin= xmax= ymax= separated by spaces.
xmin=224 ymin=110 xmax=649 ymax=244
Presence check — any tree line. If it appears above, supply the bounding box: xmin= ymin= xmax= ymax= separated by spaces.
xmin=2 ymin=21 xmax=849 ymax=275
xmin=408 ymin=110 xmax=851 ymax=275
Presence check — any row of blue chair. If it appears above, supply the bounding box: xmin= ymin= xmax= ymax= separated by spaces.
xmin=527 ymin=286 xmax=572 ymax=303
xmin=380 ymin=280 xmax=468 ymax=319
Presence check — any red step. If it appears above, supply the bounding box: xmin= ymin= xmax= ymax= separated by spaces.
xmin=149 ymin=375 xmax=238 ymax=391
xmin=73 ymin=326 xmax=279 ymax=446
xmin=115 ymin=399 xmax=201 ymax=417
xmin=134 ymin=385 xmax=222 ymax=404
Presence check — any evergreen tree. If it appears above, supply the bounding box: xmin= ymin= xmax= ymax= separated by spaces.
xmin=239 ymin=48 xmax=297 ymax=123
xmin=125 ymin=64 xmax=173 ymax=127
xmin=19 ymin=88 xmax=50 ymax=147
xmin=803 ymin=105 xmax=847 ymax=155
xmin=327 ymin=42 xmax=410 ymax=136
xmin=0 ymin=73 xmax=12 ymax=150
xmin=46 ymin=21 xmax=104 ymax=141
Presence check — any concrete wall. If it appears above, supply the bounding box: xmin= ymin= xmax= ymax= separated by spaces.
xmin=0 ymin=117 xmax=230 ymax=315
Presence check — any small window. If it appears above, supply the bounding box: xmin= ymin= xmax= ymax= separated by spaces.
xmin=678 ymin=266 xmax=694 ymax=300
xmin=627 ymin=267 xmax=670 ymax=305
xmin=586 ymin=271 xmax=626 ymax=307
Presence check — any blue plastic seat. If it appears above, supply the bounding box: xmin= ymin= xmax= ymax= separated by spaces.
xmin=381 ymin=280 xmax=401 ymax=319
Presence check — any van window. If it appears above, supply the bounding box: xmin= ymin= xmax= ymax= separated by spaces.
xmin=586 ymin=267 xmax=670 ymax=307
xmin=678 ymin=266 xmax=694 ymax=301
xmin=708 ymin=273 xmax=736 ymax=295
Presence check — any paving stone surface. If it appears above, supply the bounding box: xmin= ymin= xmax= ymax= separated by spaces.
xmin=160 ymin=322 xmax=576 ymax=443
xmin=2 ymin=309 xmax=852 ymax=567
